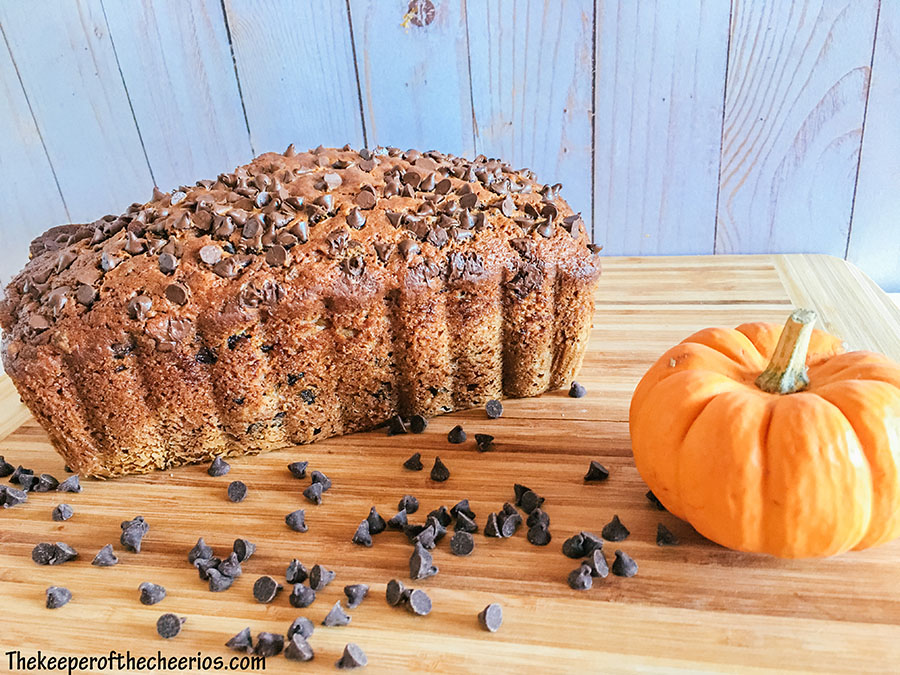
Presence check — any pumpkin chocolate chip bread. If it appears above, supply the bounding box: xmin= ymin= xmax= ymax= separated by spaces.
xmin=0 ymin=145 xmax=601 ymax=477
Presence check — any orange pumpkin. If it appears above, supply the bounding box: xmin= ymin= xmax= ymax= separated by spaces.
xmin=629 ymin=309 xmax=900 ymax=558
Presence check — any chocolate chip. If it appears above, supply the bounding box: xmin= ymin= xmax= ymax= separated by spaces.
xmin=345 ymin=207 xmax=366 ymax=229
xmin=304 ymin=482 xmax=324 ymax=505
xmin=386 ymin=579 xmax=408 ymax=607
xmin=45 ymin=586 xmax=72 ymax=609
xmin=402 ymin=415 xmax=427 ymax=436
xmin=285 ymin=509 xmax=308 ymax=532
xmin=343 ymin=584 xmax=369 ymax=609
xmin=310 ymin=470 xmax=331 ymax=491
xmin=75 ymin=284 xmax=97 ymax=306
xmin=403 ymin=452 xmax=423 ymax=471
xmin=196 ymin=557 xmax=222 ymax=581
xmin=562 ymin=533 xmax=588 ymax=559
xmin=526 ymin=508 xmax=549 ymax=529
xmin=484 ymin=399 xmax=503 ymax=419
xmin=354 ymin=190 xmax=377 ymax=210
xmin=374 ymin=241 xmax=395 ymax=263
xmin=92 ymin=544 xmax=118 ymax=566
xmin=585 ymin=549 xmax=609 ymax=578
xmin=478 ymin=603 xmax=503 ymax=632
xmin=218 ymin=552 xmax=243 ymax=577
xmin=323 ymin=173 xmax=343 ymax=190
xmin=500 ymin=195 xmax=516 ymax=217
xmin=567 ymin=565 xmax=593 ymax=590
xmin=584 ymin=460 xmax=609 ymax=482
xmin=387 ymin=414 xmax=408 ymax=436
xmin=196 ymin=346 xmax=217 ymax=364
xmin=430 ymin=456 xmax=450 ymax=482
xmin=32 ymin=542 xmax=77 ymax=566
xmin=387 ymin=509 xmax=408 ymax=530
xmin=226 ymin=627 xmax=253 ymax=654
xmin=336 ymin=643 xmax=367 ymax=669
xmin=254 ymin=632 xmax=284 ymax=657
xmin=352 ymin=520 xmax=373 ymax=547
xmin=450 ymin=530 xmax=475 ymax=556
xmin=227 ymin=480 xmax=248 ymax=503
xmin=199 ymin=244 xmax=222 ymax=265
xmin=435 ymin=178 xmax=452 ymax=194
xmin=127 ymin=294 xmax=152 ymax=320
xmin=367 ymin=506 xmax=386 ymax=534
xmin=0 ymin=456 xmax=12 ymax=478
xmin=1 ymin=486 xmax=27 ymax=508
xmin=323 ymin=601 xmax=352 ymax=627
xmin=285 ymin=633 xmax=314 ymax=662
xmin=407 ymin=588 xmax=432 ymax=616
xmin=287 ymin=616 xmax=314 ymax=641
xmin=233 ymin=538 xmax=256 ymax=562
xmin=139 ymin=582 xmax=167 ymax=606
xmin=398 ymin=237 xmax=419 ymax=260
xmin=100 ymin=251 xmax=121 ymax=272
xmin=57 ymin=475 xmax=81 ymax=493
xmin=34 ymin=473 xmax=59 ymax=492
xmin=51 ymin=503 xmax=73 ymax=521
xmin=289 ymin=583 xmax=316 ymax=608
xmin=601 ymin=515 xmax=630 ymax=542
xmin=454 ymin=512 xmax=477 ymax=534
xmin=253 ymin=575 xmax=283 ymax=603
xmin=207 ymin=456 xmax=230 ymax=477
xmin=157 ymin=252 xmax=178 ymax=275
xmin=568 ymin=381 xmax=586 ymax=398
xmin=612 ymin=550 xmax=638 ymax=577
xmin=657 ymin=523 xmax=679 ymax=546
xmin=9 ymin=465 xmax=32 ymax=485
xmin=285 ymin=559 xmax=308 ymax=585
xmin=265 ymin=244 xmax=289 ymax=267
xmin=483 ymin=512 xmax=501 ymax=538
xmin=519 ymin=490 xmax=544 ymax=514
xmin=208 ymin=568 xmax=235 ymax=592
xmin=459 ymin=192 xmax=478 ymax=209
xmin=475 ymin=434 xmax=494 ymax=452
xmin=398 ymin=494 xmax=419 ymax=514
xmin=156 ymin=614 xmax=186 ymax=639
xmin=120 ymin=516 xmax=149 ymax=553
xmin=164 ymin=282 xmax=190 ymax=306
xmin=646 ymin=490 xmax=667 ymax=511
xmin=499 ymin=510 xmax=522 ymax=538
xmin=309 ymin=564 xmax=335 ymax=591
xmin=524 ymin=523 xmax=550 ymax=546
xmin=18 ymin=473 xmax=39 ymax=492
xmin=409 ymin=542 xmax=438 ymax=580
xmin=287 ymin=461 xmax=309 ymax=478
xmin=447 ymin=425 xmax=466 ymax=444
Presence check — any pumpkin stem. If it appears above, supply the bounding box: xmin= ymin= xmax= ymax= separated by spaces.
xmin=755 ymin=309 xmax=818 ymax=394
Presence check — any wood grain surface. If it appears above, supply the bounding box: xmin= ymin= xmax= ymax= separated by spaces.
xmin=1 ymin=254 xmax=898 ymax=673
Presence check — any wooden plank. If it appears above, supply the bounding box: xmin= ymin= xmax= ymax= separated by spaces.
xmin=468 ymin=0 xmax=594 ymax=223
xmin=0 ymin=0 xmax=153 ymax=222
xmin=716 ymin=0 xmax=879 ymax=257
xmin=1 ymin=254 xmax=899 ymax=673
xmin=0 ymin=34 xmax=69 ymax=286
xmin=593 ymin=0 xmax=730 ymax=254
xmin=348 ymin=0 xmax=474 ymax=156
xmin=847 ymin=0 xmax=900 ymax=293
xmin=223 ymin=0 xmax=364 ymax=153
xmin=100 ymin=0 xmax=254 ymax=190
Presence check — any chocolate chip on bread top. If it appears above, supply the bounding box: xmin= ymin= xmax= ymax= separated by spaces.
xmin=0 ymin=145 xmax=601 ymax=477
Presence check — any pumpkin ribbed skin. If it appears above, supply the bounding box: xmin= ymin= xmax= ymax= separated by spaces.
xmin=629 ymin=322 xmax=900 ymax=558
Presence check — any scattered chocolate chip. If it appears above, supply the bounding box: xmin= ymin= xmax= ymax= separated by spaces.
xmin=227 ymin=481 xmax=247 ymax=503
xmin=430 ymin=456 xmax=450 ymax=482
xmin=139 ymin=582 xmax=167 ymax=606
xmin=352 ymin=520 xmax=373 ymax=547
xmin=582 ymin=461 xmax=610 ymax=483
xmin=563 ymin=533 xmax=589 ymax=559
xmin=309 ymin=564 xmax=335 ymax=591
xmin=398 ymin=494 xmax=419 ymax=514
xmin=499 ymin=511 xmax=522 ymax=538
xmin=287 ymin=461 xmax=309 ymax=478
xmin=427 ymin=506 xmax=451 ymax=528
xmin=32 ymin=542 xmax=77 ymax=566
xmin=344 ymin=584 xmax=369 ymax=609
xmin=407 ymin=415 xmax=428 ymax=434
xmin=310 ymin=470 xmax=332 ymax=491
xmin=120 ymin=516 xmax=149 ymax=553
xmin=233 ymin=538 xmax=256 ymax=562
xmin=254 ymin=632 xmax=284 ymax=657
xmin=387 ymin=510 xmax=408 ymax=531
xmin=196 ymin=556 xmax=222 ymax=581
xmin=226 ymin=627 xmax=253 ymax=654
xmin=336 ymin=643 xmax=367 ymax=669
xmin=567 ymin=565 xmax=593 ymax=590
xmin=387 ymin=414 xmax=409 ymax=436
xmin=253 ymin=575 xmax=283 ymax=603
xmin=164 ymin=282 xmax=190 ymax=306
xmin=386 ymin=579 xmax=408 ymax=607
xmin=285 ymin=633 xmax=314 ymax=662
xmin=199 ymin=244 xmax=222 ymax=265
xmin=158 ymin=252 xmax=178 ymax=275
xmin=483 ymin=513 xmax=502 ymax=538
xmin=57 ymin=475 xmax=81 ymax=493
xmin=289 ymin=583 xmax=316 ymax=608
xmin=585 ymin=548 xmax=609 ymax=578
xmin=450 ymin=530 xmax=475 ymax=556
xmin=207 ymin=568 xmax=235 ymax=592
xmin=657 ymin=523 xmax=679 ymax=546
xmin=303 ymin=482 xmax=324 ymax=505
xmin=526 ymin=508 xmax=549 ymax=529
xmin=527 ymin=524 xmax=552 ymax=546
xmin=92 ymin=544 xmax=118 ymax=566
xmin=323 ymin=601 xmax=352 ymax=627
xmin=612 ymin=550 xmax=638 ymax=577
xmin=0 ymin=456 xmax=13 ymax=477
xmin=207 ymin=456 xmax=230 ymax=477
xmin=366 ymin=506 xmax=386 ymax=534
xmin=454 ymin=511 xmax=478 ymax=533
xmin=2 ymin=485 xmax=27 ymax=508
xmin=484 ymin=400 xmax=504 ymax=419
xmin=156 ymin=613 xmax=186 ymax=639
xmin=646 ymin=490 xmax=667 ymax=511
xmin=602 ymin=515 xmax=630 ymax=542
xmin=265 ymin=244 xmax=289 ymax=267
xmin=447 ymin=424 xmax=467 ymax=444
xmin=346 ymin=207 xmax=366 ymax=229
xmin=407 ymin=588 xmax=432 ymax=616
xmin=287 ymin=616 xmax=314 ymax=641
xmin=519 ymin=490 xmax=544 ymax=514
xmin=32 ymin=473 xmax=58 ymax=492
xmin=403 ymin=452 xmax=423 ymax=471
xmin=285 ymin=559 xmax=308 ymax=585
xmin=478 ymin=603 xmax=503 ymax=632
xmin=219 ymin=552 xmax=243 ymax=578
xmin=45 ymin=586 xmax=72 ymax=609
xmin=51 ymin=503 xmax=73 ymax=522
xmin=398 ymin=237 xmax=420 ymax=260
xmin=568 ymin=381 xmax=586 ymax=398
xmin=409 ymin=542 xmax=438 ymax=580
xmin=10 ymin=465 xmax=33 ymax=485
xmin=412 ymin=524 xmax=436 ymax=550
xmin=475 ymin=434 xmax=495 ymax=452
xmin=354 ymin=190 xmax=377 ymax=210
xmin=285 ymin=509 xmax=308 ymax=533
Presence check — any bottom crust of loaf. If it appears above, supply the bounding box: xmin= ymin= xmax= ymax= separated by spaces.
xmin=8 ymin=265 xmax=597 ymax=477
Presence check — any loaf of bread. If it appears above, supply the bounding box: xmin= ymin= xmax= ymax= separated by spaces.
xmin=1 ymin=146 xmax=601 ymax=477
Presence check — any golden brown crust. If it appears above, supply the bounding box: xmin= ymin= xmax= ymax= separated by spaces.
xmin=1 ymin=145 xmax=601 ymax=476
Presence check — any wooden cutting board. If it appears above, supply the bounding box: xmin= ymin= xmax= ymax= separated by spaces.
xmin=1 ymin=254 xmax=899 ymax=674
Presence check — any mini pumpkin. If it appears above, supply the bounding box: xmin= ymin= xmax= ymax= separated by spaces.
xmin=629 ymin=309 xmax=900 ymax=558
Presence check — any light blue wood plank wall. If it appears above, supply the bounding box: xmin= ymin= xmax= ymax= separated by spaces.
xmin=1 ymin=0 xmax=897 ymax=290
